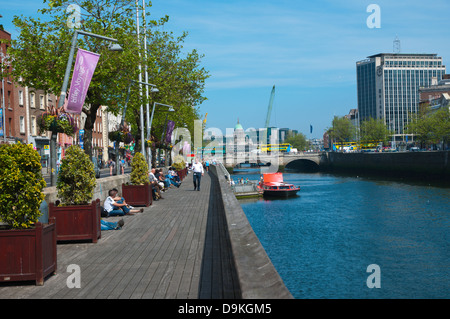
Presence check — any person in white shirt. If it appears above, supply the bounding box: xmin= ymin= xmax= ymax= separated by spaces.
xmin=104 ymin=189 xmax=143 ymax=216
xmin=192 ymin=158 xmax=204 ymax=191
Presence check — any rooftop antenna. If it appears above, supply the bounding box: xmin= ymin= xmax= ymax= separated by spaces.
xmin=393 ymin=35 xmax=401 ymax=54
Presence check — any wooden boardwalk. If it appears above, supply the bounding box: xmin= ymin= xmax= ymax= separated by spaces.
xmin=0 ymin=172 xmax=240 ymax=299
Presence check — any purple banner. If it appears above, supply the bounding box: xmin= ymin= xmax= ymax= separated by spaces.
xmin=65 ymin=49 xmax=100 ymax=114
xmin=165 ymin=120 xmax=175 ymax=144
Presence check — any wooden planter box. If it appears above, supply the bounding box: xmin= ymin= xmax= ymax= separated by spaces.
xmin=177 ymin=168 xmax=188 ymax=181
xmin=122 ymin=183 xmax=152 ymax=207
xmin=49 ymin=199 xmax=101 ymax=243
xmin=0 ymin=218 xmax=57 ymax=286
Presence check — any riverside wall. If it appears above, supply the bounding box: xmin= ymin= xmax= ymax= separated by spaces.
xmin=323 ymin=151 xmax=450 ymax=179
xmin=210 ymin=165 xmax=293 ymax=299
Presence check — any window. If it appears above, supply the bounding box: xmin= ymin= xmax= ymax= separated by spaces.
xmin=18 ymin=90 xmax=24 ymax=106
xmin=39 ymin=95 xmax=45 ymax=110
xmin=30 ymin=93 xmax=35 ymax=108
xmin=31 ymin=116 xmax=37 ymax=136
xmin=19 ymin=116 xmax=25 ymax=134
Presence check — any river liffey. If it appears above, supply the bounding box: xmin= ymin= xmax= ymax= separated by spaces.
xmin=234 ymin=172 xmax=449 ymax=299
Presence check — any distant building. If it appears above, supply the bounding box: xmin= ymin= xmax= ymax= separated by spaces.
xmin=344 ymin=108 xmax=360 ymax=140
xmin=418 ymin=76 xmax=450 ymax=112
xmin=356 ymin=53 xmax=446 ymax=140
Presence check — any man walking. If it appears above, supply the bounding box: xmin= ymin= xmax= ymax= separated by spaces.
xmin=192 ymin=158 xmax=204 ymax=191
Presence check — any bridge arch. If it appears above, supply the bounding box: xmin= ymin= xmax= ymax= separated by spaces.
xmin=285 ymin=158 xmax=320 ymax=172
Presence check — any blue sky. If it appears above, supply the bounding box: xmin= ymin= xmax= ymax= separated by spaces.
xmin=2 ymin=0 xmax=450 ymax=138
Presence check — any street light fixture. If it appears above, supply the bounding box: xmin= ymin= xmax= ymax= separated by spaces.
xmin=49 ymin=29 xmax=122 ymax=186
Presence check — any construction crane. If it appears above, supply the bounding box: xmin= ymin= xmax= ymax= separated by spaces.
xmin=264 ymin=85 xmax=276 ymax=128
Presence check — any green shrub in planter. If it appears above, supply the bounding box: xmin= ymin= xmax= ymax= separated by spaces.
xmin=57 ymin=145 xmax=97 ymax=205
xmin=130 ymin=152 xmax=149 ymax=185
xmin=172 ymin=155 xmax=186 ymax=172
xmin=0 ymin=143 xmax=46 ymax=229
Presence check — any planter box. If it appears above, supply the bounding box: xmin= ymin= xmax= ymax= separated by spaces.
xmin=0 ymin=218 xmax=57 ymax=286
xmin=122 ymin=183 xmax=152 ymax=207
xmin=49 ymin=199 xmax=101 ymax=243
xmin=177 ymin=168 xmax=188 ymax=181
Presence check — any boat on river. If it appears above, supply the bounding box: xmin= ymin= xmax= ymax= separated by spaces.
xmin=258 ymin=173 xmax=300 ymax=197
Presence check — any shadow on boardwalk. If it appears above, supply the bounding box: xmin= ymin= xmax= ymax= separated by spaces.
xmin=0 ymin=172 xmax=239 ymax=299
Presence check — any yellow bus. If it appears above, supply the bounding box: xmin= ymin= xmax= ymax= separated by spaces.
xmin=259 ymin=143 xmax=292 ymax=153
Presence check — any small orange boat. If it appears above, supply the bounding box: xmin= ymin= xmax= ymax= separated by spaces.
xmin=258 ymin=173 xmax=300 ymax=197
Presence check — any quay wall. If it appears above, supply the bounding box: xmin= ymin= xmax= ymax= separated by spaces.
xmin=42 ymin=174 xmax=131 ymax=208
xmin=324 ymin=151 xmax=450 ymax=179
xmin=210 ymin=165 xmax=293 ymax=299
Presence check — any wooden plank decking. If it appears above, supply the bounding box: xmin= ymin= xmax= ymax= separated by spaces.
xmin=0 ymin=172 xmax=240 ymax=299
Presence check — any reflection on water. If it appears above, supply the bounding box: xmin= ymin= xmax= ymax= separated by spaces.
xmin=236 ymin=171 xmax=450 ymax=299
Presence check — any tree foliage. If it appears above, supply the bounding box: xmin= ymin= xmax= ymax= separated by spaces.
xmin=329 ymin=116 xmax=355 ymax=143
xmin=9 ymin=0 xmax=208 ymax=160
xmin=285 ymin=132 xmax=308 ymax=151
xmin=359 ymin=117 xmax=391 ymax=144
xmin=0 ymin=143 xmax=46 ymax=229
xmin=407 ymin=107 xmax=450 ymax=147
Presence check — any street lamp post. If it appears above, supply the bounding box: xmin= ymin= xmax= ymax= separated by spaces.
xmin=0 ymin=51 xmax=10 ymax=144
xmin=51 ymin=29 xmax=122 ymax=186
xmin=119 ymin=79 xmax=157 ymax=175
xmin=148 ymin=102 xmax=175 ymax=170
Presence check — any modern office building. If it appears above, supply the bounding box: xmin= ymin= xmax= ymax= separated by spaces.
xmin=356 ymin=53 xmax=446 ymax=140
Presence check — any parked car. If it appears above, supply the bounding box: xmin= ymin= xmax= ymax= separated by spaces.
xmin=410 ymin=147 xmax=420 ymax=152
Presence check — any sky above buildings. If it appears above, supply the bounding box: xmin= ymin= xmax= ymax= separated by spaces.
xmin=1 ymin=0 xmax=450 ymax=138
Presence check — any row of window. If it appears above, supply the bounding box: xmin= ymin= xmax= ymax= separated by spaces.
xmin=384 ymin=60 xmax=443 ymax=67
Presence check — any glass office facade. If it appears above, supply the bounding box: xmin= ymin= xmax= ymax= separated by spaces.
xmin=357 ymin=54 xmax=446 ymax=139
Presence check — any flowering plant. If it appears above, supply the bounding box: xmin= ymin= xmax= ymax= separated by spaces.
xmin=38 ymin=110 xmax=78 ymax=136
xmin=108 ymin=123 xmax=134 ymax=145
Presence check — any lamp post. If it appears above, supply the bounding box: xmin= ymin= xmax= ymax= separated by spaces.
xmin=0 ymin=51 xmax=10 ymax=144
xmin=148 ymin=102 xmax=175 ymax=170
xmin=119 ymin=79 xmax=158 ymax=175
xmin=51 ymin=29 xmax=122 ymax=186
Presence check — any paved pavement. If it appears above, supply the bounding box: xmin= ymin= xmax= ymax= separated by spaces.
xmin=0 ymin=171 xmax=239 ymax=299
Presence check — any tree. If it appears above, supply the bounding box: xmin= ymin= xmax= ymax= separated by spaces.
xmin=329 ymin=116 xmax=355 ymax=143
xmin=408 ymin=107 xmax=450 ymax=148
xmin=127 ymin=29 xmax=209 ymax=167
xmin=359 ymin=117 xmax=391 ymax=145
xmin=285 ymin=132 xmax=308 ymax=151
xmin=9 ymin=0 xmax=167 ymax=158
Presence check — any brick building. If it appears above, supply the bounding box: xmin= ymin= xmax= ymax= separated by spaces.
xmin=0 ymin=29 xmax=15 ymax=142
xmin=2 ymin=26 xmax=108 ymax=165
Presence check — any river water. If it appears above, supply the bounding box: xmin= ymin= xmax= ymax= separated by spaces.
xmin=233 ymin=171 xmax=449 ymax=299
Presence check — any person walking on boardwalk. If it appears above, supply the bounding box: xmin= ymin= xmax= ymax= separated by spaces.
xmin=192 ymin=158 xmax=204 ymax=191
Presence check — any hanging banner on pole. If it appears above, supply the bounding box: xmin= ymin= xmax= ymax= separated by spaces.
xmin=0 ymin=108 xmax=3 ymax=137
xmin=65 ymin=49 xmax=100 ymax=114
xmin=165 ymin=120 xmax=175 ymax=144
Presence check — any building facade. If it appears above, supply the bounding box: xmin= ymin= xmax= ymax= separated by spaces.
xmin=0 ymin=29 xmax=15 ymax=142
xmin=357 ymin=53 xmax=446 ymax=140
xmin=418 ymin=77 xmax=450 ymax=112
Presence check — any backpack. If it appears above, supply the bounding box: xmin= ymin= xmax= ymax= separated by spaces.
xmin=100 ymin=206 xmax=108 ymax=217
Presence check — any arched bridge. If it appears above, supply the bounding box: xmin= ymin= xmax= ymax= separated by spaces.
xmin=225 ymin=152 xmax=328 ymax=171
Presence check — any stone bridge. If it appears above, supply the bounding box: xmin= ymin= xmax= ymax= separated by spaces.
xmin=224 ymin=152 xmax=328 ymax=170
